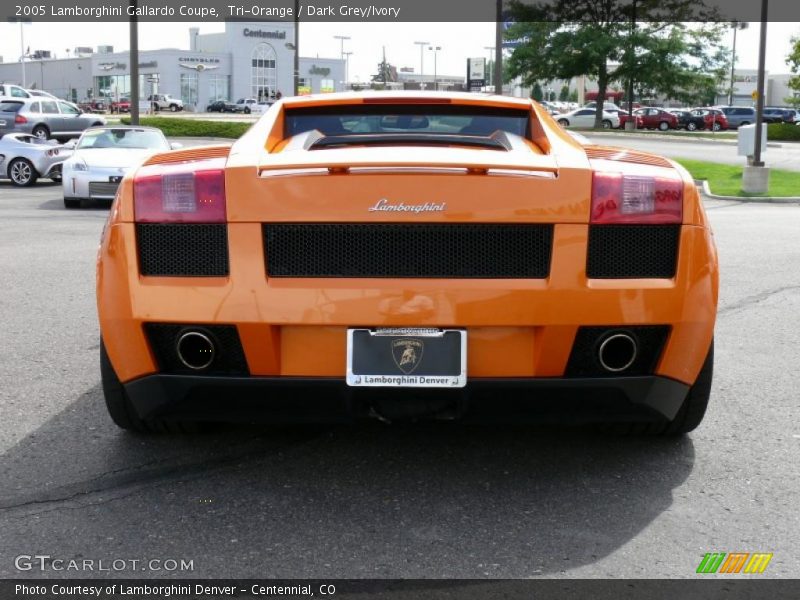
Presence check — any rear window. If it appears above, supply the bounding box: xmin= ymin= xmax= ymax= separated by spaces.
xmin=0 ymin=101 xmax=23 ymax=113
xmin=284 ymin=105 xmax=531 ymax=139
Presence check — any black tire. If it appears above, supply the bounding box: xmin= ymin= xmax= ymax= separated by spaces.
xmin=244 ymin=107 xmax=251 ymax=114
xmin=8 ymin=158 xmax=38 ymax=187
xmin=100 ymin=339 xmax=205 ymax=433
xmin=602 ymin=120 xmax=612 ymax=129
xmin=658 ymin=121 xmax=670 ymax=131
xmin=32 ymin=125 xmax=50 ymax=140
xmin=558 ymin=119 xmax=569 ymax=127
xmin=712 ymin=122 xmax=722 ymax=132
xmin=687 ymin=122 xmax=698 ymax=131
xmin=170 ymin=104 xmax=178 ymax=112
xmin=64 ymin=198 xmax=81 ymax=209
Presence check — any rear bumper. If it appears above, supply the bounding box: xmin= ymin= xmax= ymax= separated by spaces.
xmin=124 ymin=374 xmax=689 ymax=425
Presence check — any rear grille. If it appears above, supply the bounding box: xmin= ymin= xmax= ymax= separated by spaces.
xmin=587 ymin=225 xmax=679 ymax=279
xmin=566 ymin=326 xmax=671 ymax=378
xmin=137 ymin=224 xmax=228 ymax=277
xmin=144 ymin=323 xmax=249 ymax=376
xmin=88 ymin=181 xmax=120 ymax=198
xmin=263 ymin=223 xmax=553 ymax=278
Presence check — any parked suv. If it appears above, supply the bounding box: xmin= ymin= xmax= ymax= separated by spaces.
xmin=0 ymin=83 xmax=32 ymax=99
xmin=717 ymin=106 xmax=756 ymax=129
xmin=147 ymin=94 xmax=184 ymax=112
xmin=0 ymin=98 xmax=106 ymax=141
xmin=762 ymin=107 xmax=795 ymax=124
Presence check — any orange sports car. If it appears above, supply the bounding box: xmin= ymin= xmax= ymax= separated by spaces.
xmin=96 ymin=92 xmax=718 ymax=434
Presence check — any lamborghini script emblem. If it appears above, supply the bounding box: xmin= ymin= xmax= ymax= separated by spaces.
xmin=391 ymin=339 xmax=424 ymax=374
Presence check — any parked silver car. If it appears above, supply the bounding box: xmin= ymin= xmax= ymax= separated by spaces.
xmin=0 ymin=98 xmax=106 ymax=142
xmin=0 ymin=132 xmax=73 ymax=186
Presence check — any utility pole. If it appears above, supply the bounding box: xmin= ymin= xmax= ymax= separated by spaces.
xmin=294 ymin=0 xmax=300 ymax=96
xmin=626 ymin=0 xmax=636 ymax=129
xmin=494 ymin=0 xmax=503 ymax=94
xmin=484 ymin=46 xmax=495 ymax=88
xmin=129 ymin=0 xmax=139 ymax=125
xmin=343 ymin=51 xmax=353 ymax=89
xmin=333 ymin=35 xmax=350 ymax=60
xmin=382 ymin=46 xmax=387 ymax=85
xmin=728 ymin=22 xmax=749 ymax=106
xmin=428 ymin=46 xmax=441 ymax=91
xmin=742 ymin=0 xmax=769 ymax=194
xmin=414 ymin=41 xmax=428 ymax=89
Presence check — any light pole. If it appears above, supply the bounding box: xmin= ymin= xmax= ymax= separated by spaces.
xmin=484 ymin=46 xmax=495 ymax=88
xmin=414 ymin=41 xmax=428 ymax=89
xmin=728 ymin=21 xmax=749 ymax=106
xmin=428 ymin=46 xmax=441 ymax=91
xmin=333 ymin=35 xmax=350 ymax=61
xmin=343 ymin=51 xmax=353 ymax=89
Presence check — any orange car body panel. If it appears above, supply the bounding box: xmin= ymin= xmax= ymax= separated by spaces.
xmin=97 ymin=92 xmax=718 ymax=390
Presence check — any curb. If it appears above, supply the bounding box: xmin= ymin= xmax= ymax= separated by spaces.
xmin=697 ymin=180 xmax=800 ymax=203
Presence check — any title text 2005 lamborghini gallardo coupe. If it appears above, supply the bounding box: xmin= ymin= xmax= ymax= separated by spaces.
xmin=96 ymin=92 xmax=718 ymax=434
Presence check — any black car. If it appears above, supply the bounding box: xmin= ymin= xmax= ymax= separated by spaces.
xmin=206 ymin=100 xmax=228 ymax=113
xmin=762 ymin=107 xmax=795 ymax=124
xmin=668 ymin=109 xmax=707 ymax=131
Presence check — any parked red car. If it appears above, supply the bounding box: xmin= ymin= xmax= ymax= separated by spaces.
xmin=78 ymin=98 xmax=107 ymax=113
xmin=690 ymin=108 xmax=729 ymax=131
xmin=110 ymin=98 xmax=131 ymax=113
xmin=615 ymin=109 xmax=644 ymax=129
xmin=632 ymin=107 xmax=679 ymax=131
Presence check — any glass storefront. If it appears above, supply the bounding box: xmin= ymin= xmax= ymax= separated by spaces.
xmin=180 ymin=73 xmax=198 ymax=107
xmin=208 ymin=75 xmax=230 ymax=102
xmin=251 ymin=43 xmax=277 ymax=101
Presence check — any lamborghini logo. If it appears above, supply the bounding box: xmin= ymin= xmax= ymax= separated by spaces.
xmin=391 ymin=339 xmax=424 ymax=374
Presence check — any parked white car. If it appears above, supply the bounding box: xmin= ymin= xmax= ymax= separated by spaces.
xmin=61 ymin=126 xmax=179 ymax=208
xmin=0 ymin=83 xmax=32 ymax=99
xmin=556 ymin=108 xmax=620 ymax=129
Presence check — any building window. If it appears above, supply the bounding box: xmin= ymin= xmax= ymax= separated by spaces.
xmin=320 ymin=78 xmax=335 ymax=93
xmin=297 ymin=78 xmax=311 ymax=96
xmin=251 ymin=43 xmax=277 ymax=101
xmin=180 ymin=73 xmax=198 ymax=107
xmin=208 ymin=75 xmax=230 ymax=101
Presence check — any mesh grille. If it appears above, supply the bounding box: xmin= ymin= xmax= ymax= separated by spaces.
xmin=88 ymin=181 xmax=120 ymax=197
xmin=587 ymin=225 xmax=679 ymax=279
xmin=137 ymin=224 xmax=229 ymax=277
xmin=143 ymin=145 xmax=231 ymax=166
xmin=263 ymin=223 xmax=553 ymax=278
xmin=585 ymin=146 xmax=673 ymax=169
xmin=144 ymin=324 xmax=249 ymax=376
xmin=566 ymin=326 xmax=671 ymax=378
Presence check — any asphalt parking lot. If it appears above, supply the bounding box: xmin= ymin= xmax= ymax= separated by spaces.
xmin=0 ymin=178 xmax=798 ymax=579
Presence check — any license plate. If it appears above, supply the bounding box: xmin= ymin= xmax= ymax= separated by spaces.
xmin=346 ymin=328 xmax=466 ymax=388
xmin=109 ymin=176 xmax=123 ymax=183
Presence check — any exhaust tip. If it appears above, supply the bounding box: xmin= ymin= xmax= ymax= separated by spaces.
xmin=176 ymin=330 xmax=215 ymax=371
xmin=598 ymin=333 xmax=637 ymax=373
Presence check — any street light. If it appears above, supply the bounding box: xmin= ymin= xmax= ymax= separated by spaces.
xmin=343 ymin=51 xmax=353 ymax=89
xmin=414 ymin=41 xmax=428 ymax=89
xmin=484 ymin=46 xmax=495 ymax=88
xmin=333 ymin=35 xmax=350 ymax=60
xmin=728 ymin=22 xmax=749 ymax=106
xmin=428 ymin=45 xmax=441 ymax=91
xmin=7 ymin=18 xmax=31 ymax=87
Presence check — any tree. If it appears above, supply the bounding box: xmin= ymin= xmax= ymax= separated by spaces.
xmin=505 ymin=0 xmax=727 ymax=128
xmin=786 ymin=36 xmax=800 ymax=108
xmin=559 ymin=84 xmax=570 ymax=101
xmin=372 ymin=60 xmax=398 ymax=84
xmin=531 ymin=82 xmax=543 ymax=101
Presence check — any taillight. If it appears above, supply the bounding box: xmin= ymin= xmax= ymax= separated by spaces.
xmin=15 ymin=114 xmax=27 ymax=124
xmin=591 ymin=172 xmax=682 ymax=224
xmin=134 ymin=158 xmax=226 ymax=223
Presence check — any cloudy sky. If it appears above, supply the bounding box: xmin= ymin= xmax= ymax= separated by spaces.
xmin=0 ymin=21 xmax=797 ymax=83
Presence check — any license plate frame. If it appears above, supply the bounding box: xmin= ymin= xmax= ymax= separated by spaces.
xmin=346 ymin=328 xmax=467 ymax=388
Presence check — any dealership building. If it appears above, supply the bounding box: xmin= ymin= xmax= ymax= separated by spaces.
xmin=0 ymin=21 xmax=345 ymax=109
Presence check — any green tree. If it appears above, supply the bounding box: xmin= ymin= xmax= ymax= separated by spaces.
xmin=786 ymin=36 xmax=800 ymax=108
xmin=505 ymin=0 xmax=726 ymax=128
xmin=531 ymin=82 xmax=543 ymax=101
xmin=372 ymin=60 xmax=398 ymax=83
xmin=559 ymin=84 xmax=570 ymax=101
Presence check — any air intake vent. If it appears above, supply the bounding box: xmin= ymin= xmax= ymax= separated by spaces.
xmin=585 ymin=146 xmax=673 ymax=169
xmin=137 ymin=224 xmax=229 ymax=277
xmin=587 ymin=225 xmax=679 ymax=279
xmin=263 ymin=223 xmax=553 ymax=279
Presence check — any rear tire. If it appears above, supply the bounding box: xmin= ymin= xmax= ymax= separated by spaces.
xmin=8 ymin=158 xmax=38 ymax=187
xmin=558 ymin=119 xmax=569 ymax=127
xmin=658 ymin=121 xmax=670 ymax=131
xmin=687 ymin=122 xmax=698 ymax=131
xmin=32 ymin=125 xmax=50 ymax=140
xmin=64 ymin=198 xmax=80 ymax=209
xmin=602 ymin=120 xmax=612 ymax=129
xmin=100 ymin=339 xmax=205 ymax=434
xmin=712 ymin=122 xmax=722 ymax=132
